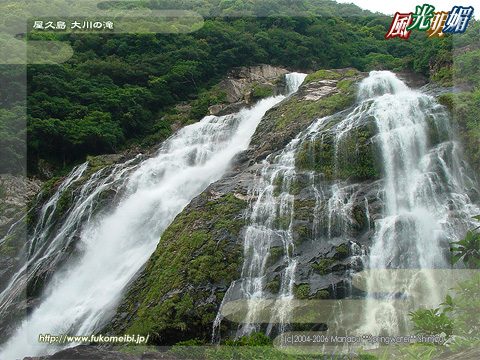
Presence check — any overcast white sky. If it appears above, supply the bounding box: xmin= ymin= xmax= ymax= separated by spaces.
xmin=335 ymin=0 xmax=477 ymax=16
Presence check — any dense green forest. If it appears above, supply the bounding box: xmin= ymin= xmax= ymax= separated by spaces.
xmin=0 ymin=0 xmax=478 ymax=177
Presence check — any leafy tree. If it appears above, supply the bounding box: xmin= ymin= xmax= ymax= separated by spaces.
xmin=4 ymin=4 xmax=460 ymax=176
xmin=0 ymin=106 xmax=26 ymax=174
xmin=408 ymin=216 xmax=480 ymax=351
xmin=409 ymin=308 xmax=453 ymax=340
xmin=450 ymin=215 xmax=480 ymax=268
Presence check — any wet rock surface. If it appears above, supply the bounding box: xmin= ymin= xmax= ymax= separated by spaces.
xmin=107 ymin=68 xmax=382 ymax=343
xmin=209 ymin=64 xmax=289 ymax=116
xmin=0 ymin=174 xmax=42 ymax=341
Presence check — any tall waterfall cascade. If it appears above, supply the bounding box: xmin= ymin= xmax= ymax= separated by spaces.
xmin=357 ymin=71 xmax=479 ymax=337
xmin=0 ymin=73 xmax=307 ymax=360
xmin=213 ymin=71 xmax=479 ymax=344
xmin=1 ymin=70 xmax=478 ymax=358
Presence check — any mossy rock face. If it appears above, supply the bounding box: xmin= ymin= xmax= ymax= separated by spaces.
xmin=333 ymin=244 xmax=349 ymax=260
xmin=313 ymin=289 xmax=330 ymax=299
xmin=0 ymin=175 xmax=41 ymax=295
xmin=312 ymin=258 xmax=335 ymax=275
xmin=294 ymin=284 xmax=311 ymax=300
xmin=0 ymin=233 xmax=22 ymax=257
xmin=103 ymin=68 xmax=384 ymax=346
xmin=251 ymin=84 xmax=274 ymax=101
xmin=294 ymin=225 xmax=312 ymax=245
xmin=296 ymin=118 xmax=380 ymax=182
xmin=56 ymin=189 xmax=73 ymax=218
xmin=352 ymin=204 xmax=368 ymax=229
xmin=266 ymin=275 xmax=281 ymax=294
xmin=109 ymin=191 xmax=248 ymax=345
xmin=293 ymin=199 xmax=316 ymax=224
xmin=344 ymin=69 xmax=361 ymax=77
xmin=86 ymin=154 xmax=123 ymax=175
xmin=438 ymin=93 xmax=455 ymax=111
xmin=249 ymin=68 xmax=367 ymax=162
xmin=304 ymin=70 xmax=342 ymax=83
xmin=266 ymin=246 xmax=284 ymax=267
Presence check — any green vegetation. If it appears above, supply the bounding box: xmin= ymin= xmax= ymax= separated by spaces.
xmin=409 ymin=308 xmax=453 ymax=340
xmin=223 ymin=332 xmax=273 ymax=346
xmin=0 ymin=103 xmax=25 ymax=175
xmin=408 ymin=272 xmax=480 ymax=353
xmin=407 ymin=215 xmax=480 ymax=354
xmin=431 ymin=21 xmax=480 ymax=177
xmin=333 ymin=244 xmax=349 ymax=259
xmin=312 ymin=258 xmax=335 ymax=275
xmin=274 ymin=82 xmax=357 ymax=132
xmin=122 ymin=193 xmax=247 ymax=344
xmin=310 ymin=244 xmax=350 ymax=276
xmin=313 ymin=289 xmax=330 ymax=299
xmin=450 ymin=215 xmax=480 ymax=268
xmin=344 ymin=69 xmax=360 ymax=77
xmin=251 ymin=84 xmax=274 ymax=101
xmin=295 ymin=225 xmax=312 ymax=241
xmin=0 ymin=0 xmax=462 ymax=176
xmin=292 ymin=73 xmax=381 ymax=182
xmin=294 ymin=284 xmax=311 ymax=299
xmin=190 ymin=89 xmax=228 ymax=120
xmin=304 ymin=70 xmax=341 ymax=83
xmin=439 ymin=90 xmax=480 ymax=175
xmin=56 ymin=189 xmax=73 ymax=218
xmin=266 ymin=277 xmax=280 ymax=294
xmin=0 ymin=233 xmax=21 ymax=257
xmin=363 ymin=52 xmax=404 ymax=71
xmin=267 ymin=246 xmax=284 ymax=266
xmin=167 ymin=332 xmax=374 ymax=360
xmin=296 ymin=121 xmax=379 ymax=182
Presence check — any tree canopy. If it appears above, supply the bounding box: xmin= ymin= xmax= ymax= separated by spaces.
xmin=1 ymin=0 xmax=474 ymax=177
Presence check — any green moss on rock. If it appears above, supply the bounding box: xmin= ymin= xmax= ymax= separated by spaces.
xmin=313 ymin=289 xmax=330 ymax=299
xmin=251 ymin=85 xmax=274 ymax=101
xmin=295 ymin=225 xmax=311 ymax=240
xmin=294 ymin=284 xmax=311 ymax=300
xmin=267 ymin=246 xmax=284 ymax=266
xmin=312 ymin=258 xmax=334 ymax=275
xmin=249 ymin=69 xmax=366 ymax=163
xmin=274 ymin=92 xmax=355 ymax=131
xmin=336 ymin=78 xmax=357 ymax=93
xmin=438 ymin=93 xmax=455 ymax=111
xmin=304 ymin=70 xmax=341 ymax=84
xmin=266 ymin=275 xmax=281 ymax=294
xmin=344 ymin=69 xmax=360 ymax=77
xmin=296 ymin=121 xmax=380 ymax=181
xmin=56 ymin=189 xmax=73 ymax=217
xmin=333 ymin=244 xmax=349 ymax=260
xmin=121 ymin=192 xmax=247 ymax=344
xmin=0 ymin=233 xmax=21 ymax=257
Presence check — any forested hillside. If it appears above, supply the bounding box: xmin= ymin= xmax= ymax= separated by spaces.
xmin=0 ymin=0 xmax=466 ymax=177
xmin=0 ymin=2 xmax=480 ymax=359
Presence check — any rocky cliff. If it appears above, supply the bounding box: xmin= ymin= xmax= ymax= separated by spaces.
xmin=105 ymin=68 xmax=374 ymax=344
xmin=0 ymin=175 xmax=41 ymax=293
xmin=2 ymin=66 xmax=471 ymax=360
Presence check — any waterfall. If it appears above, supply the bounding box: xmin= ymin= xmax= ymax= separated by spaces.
xmin=235 ymin=137 xmax=301 ymax=338
xmin=357 ymin=72 xmax=479 ymax=336
xmin=210 ymin=73 xmax=307 ymax=341
xmin=0 ymin=73 xmax=306 ymax=360
xmin=214 ymin=71 xmax=479 ymax=345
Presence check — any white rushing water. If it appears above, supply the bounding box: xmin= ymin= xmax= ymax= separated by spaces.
xmin=357 ymin=71 xmax=479 ymax=336
xmin=211 ymin=74 xmax=308 ymax=340
xmin=215 ymin=71 xmax=479 ymax=344
xmin=0 ymin=73 xmax=306 ymax=360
